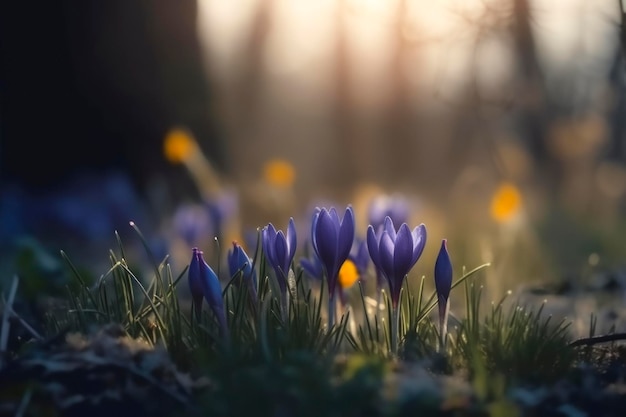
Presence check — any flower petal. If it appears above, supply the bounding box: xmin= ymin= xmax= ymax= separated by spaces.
xmin=337 ymin=206 xmax=355 ymax=268
xmin=301 ymin=257 xmax=323 ymax=281
xmin=393 ymin=223 xmax=415 ymax=280
xmin=329 ymin=207 xmax=340 ymax=225
xmin=286 ymin=217 xmax=297 ymax=259
xmin=383 ymin=216 xmax=397 ymax=240
xmin=199 ymin=252 xmax=224 ymax=312
xmin=314 ymin=208 xmax=339 ymax=275
xmin=411 ymin=223 xmax=427 ymax=264
xmin=262 ymin=224 xmax=277 ymax=267
xmin=275 ymin=231 xmax=289 ymax=274
xmin=351 ymin=238 xmax=370 ymax=274
xmin=366 ymin=225 xmax=382 ymax=272
xmin=379 ymin=231 xmax=395 ymax=284
xmin=311 ymin=210 xmax=321 ymax=258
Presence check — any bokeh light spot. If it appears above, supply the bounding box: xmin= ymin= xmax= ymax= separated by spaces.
xmin=338 ymin=259 xmax=359 ymax=290
xmin=490 ymin=182 xmax=522 ymax=223
xmin=263 ymin=159 xmax=296 ymax=188
xmin=164 ymin=127 xmax=197 ymax=164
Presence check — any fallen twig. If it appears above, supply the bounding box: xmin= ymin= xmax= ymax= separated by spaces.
xmin=569 ymin=333 xmax=626 ymax=347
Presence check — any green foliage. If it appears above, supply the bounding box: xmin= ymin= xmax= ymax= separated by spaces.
xmin=47 ymin=231 xmax=191 ymax=365
xmin=453 ymin=280 xmax=576 ymax=384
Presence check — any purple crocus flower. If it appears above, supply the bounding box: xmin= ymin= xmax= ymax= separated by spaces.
xmin=367 ymin=216 xmax=426 ymax=354
xmin=227 ymin=241 xmax=258 ymax=299
xmin=349 ymin=238 xmax=370 ymax=279
xmin=367 ymin=194 xmax=411 ymax=301
xmin=261 ymin=218 xmax=297 ymax=296
xmin=203 ymin=189 xmax=238 ymax=241
xmin=367 ymin=216 xmax=427 ymax=309
xmin=188 ymin=248 xmax=228 ymax=337
xmin=173 ymin=204 xmax=211 ymax=246
xmin=434 ymin=239 xmax=453 ymax=338
xmin=310 ymin=206 xmax=355 ymax=326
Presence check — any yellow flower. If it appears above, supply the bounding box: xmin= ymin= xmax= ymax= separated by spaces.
xmin=163 ymin=127 xmax=197 ymax=164
xmin=490 ymin=182 xmax=522 ymax=223
xmin=338 ymin=259 xmax=359 ymax=290
xmin=263 ymin=159 xmax=296 ymax=188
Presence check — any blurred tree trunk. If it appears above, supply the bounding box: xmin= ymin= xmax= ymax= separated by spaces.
xmin=0 ymin=0 xmax=220 ymax=200
xmin=381 ymin=0 xmax=416 ymax=188
xmin=214 ymin=0 xmax=274 ymax=182
xmin=511 ymin=0 xmax=558 ymax=190
xmin=607 ymin=4 xmax=626 ymax=162
xmin=329 ymin=0 xmax=359 ymax=193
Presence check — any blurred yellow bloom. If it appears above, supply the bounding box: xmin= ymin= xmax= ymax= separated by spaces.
xmin=338 ymin=259 xmax=359 ymax=289
xmin=163 ymin=127 xmax=197 ymax=164
xmin=490 ymin=182 xmax=522 ymax=223
xmin=263 ymin=159 xmax=296 ymax=188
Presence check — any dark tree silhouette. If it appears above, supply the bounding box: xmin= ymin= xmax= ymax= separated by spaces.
xmin=0 ymin=0 xmax=224 ymax=198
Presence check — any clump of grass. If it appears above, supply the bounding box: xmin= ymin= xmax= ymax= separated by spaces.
xmin=453 ymin=279 xmax=576 ymax=384
xmin=50 ymin=228 xmax=193 ymax=365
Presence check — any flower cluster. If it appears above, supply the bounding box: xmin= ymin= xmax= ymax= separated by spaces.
xmin=186 ymin=200 xmax=454 ymax=354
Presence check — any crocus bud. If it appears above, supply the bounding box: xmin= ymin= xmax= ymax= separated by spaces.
xmin=227 ymin=241 xmax=257 ymax=299
xmin=434 ymin=239 xmax=453 ymax=339
xmin=188 ymin=247 xmax=228 ymax=338
xmin=198 ymin=251 xmax=227 ymax=335
xmin=188 ymin=247 xmax=205 ymax=319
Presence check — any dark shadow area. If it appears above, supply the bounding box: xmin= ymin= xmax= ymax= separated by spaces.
xmin=0 ymin=0 xmax=225 ymax=197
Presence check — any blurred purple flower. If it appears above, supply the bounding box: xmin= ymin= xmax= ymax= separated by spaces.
xmin=349 ymin=238 xmax=370 ymax=279
xmin=26 ymin=172 xmax=145 ymax=242
xmin=172 ymin=203 xmax=211 ymax=246
xmin=203 ymin=189 xmax=238 ymax=241
xmin=300 ymin=249 xmax=324 ymax=282
xmin=368 ymin=193 xmax=411 ymax=233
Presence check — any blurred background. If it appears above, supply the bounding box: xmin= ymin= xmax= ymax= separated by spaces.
xmin=2 ymin=0 xmax=626 ymax=332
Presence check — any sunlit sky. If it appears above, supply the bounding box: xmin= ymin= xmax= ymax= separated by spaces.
xmin=192 ymin=0 xmax=622 ymax=203
xmin=197 ymin=0 xmax=619 ymax=103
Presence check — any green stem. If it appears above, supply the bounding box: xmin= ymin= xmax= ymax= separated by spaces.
xmin=281 ymin=290 xmax=289 ymax=324
xmin=438 ymin=298 xmax=449 ymax=352
xmin=328 ymin=295 xmax=336 ymax=328
xmin=391 ymin=306 xmax=399 ymax=356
